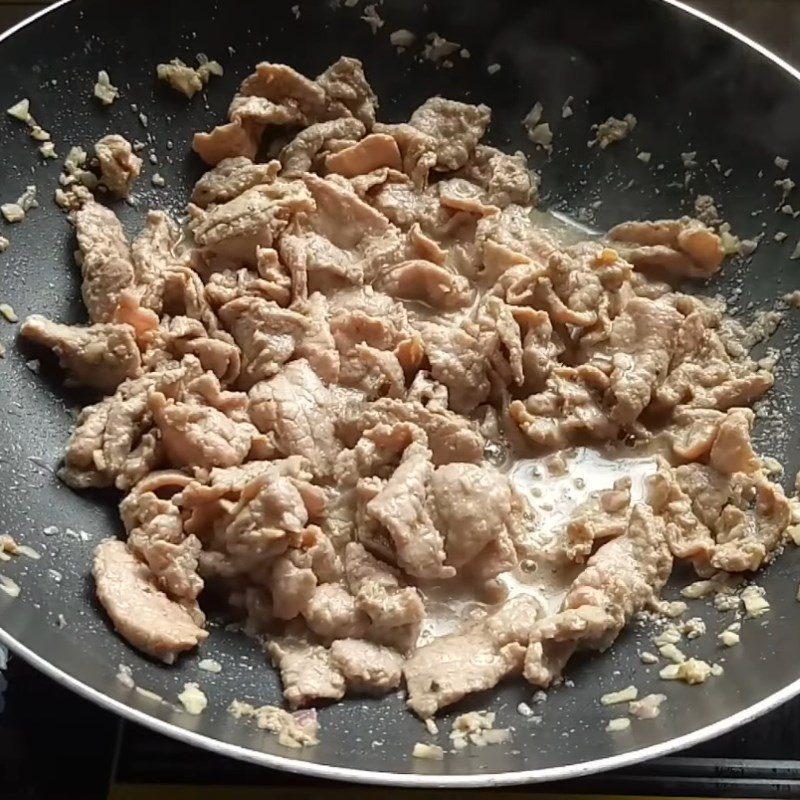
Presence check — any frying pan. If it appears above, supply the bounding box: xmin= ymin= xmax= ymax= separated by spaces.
xmin=0 ymin=0 xmax=799 ymax=786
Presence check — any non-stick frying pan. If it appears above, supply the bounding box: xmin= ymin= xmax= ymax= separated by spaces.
xmin=0 ymin=0 xmax=799 ymax=786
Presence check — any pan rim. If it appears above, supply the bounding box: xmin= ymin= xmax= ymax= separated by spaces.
xmin=2 ymin=0 xmax=800 ymax=787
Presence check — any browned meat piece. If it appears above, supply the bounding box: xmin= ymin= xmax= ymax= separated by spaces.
xmin=376 ymin=259 xmax=472 ymax=311
xmin=249 ymin=359 xmax=341 ymax=477
xmin=205 ymin=259 xmax=291 ymax=311
xmin=191 ymin=181 xmax=314 ymax=267
xmin=270 ymin=551 xmax=318 ymax=620
xmin=408 ymin=97 xmax=491 ymax=171
xmin=708 ymin=408 xmax=760 ymax=475
xmin=330 ymin=639 xmax=403 ymax=695
xmin=240 ymin=62 xmax=329 ymax=120
xmin=280 ymin=117 xmax=366 ymax=177
xmin=149 ymin=391 xmax=255 ymax=469
xmin=267 ymin=637 xmax=346 ymax=708
xmin=510 ymin=366 xmax=615 ymax=450
xmin=121 ymin=485 xmax=203 ymax=605
xmin=477 ymin=204 xmax=559 ymax=282
xmin=524 ymin=505 xmax=671 ymax=687
xmin=415 ymin=321 xmax=490 ymax=414
xmin=326 ymin=134 xmax=402 ymax=177
xmin=664 ymin=407 xmax=727 ymax=463
xmin=335 ymin=396 xmax=485 ymax=465
xmin=94 ymin=134 xmax=142 ymax=197
xmin=315 ymin=56 xmax=378 ymax=127
xmin=436 ymin=178 xmax=498 ymax=217
xmin=458 ymin=145 xmax=538 ymax=208
xmin=562 ymin=479 xmax=632 ymax=563
xmin=20 ymin=315 xmax=141 ymax=392
xmin=73 ymin=201 xmax=135 ymax=323
xmin=192 ymin=119 xmax=262 ymax=165
xmin=364 ymin=442 xmax=455 ymax=580
xmin=190 ymin=157 xmax=280 ymax=208
xmin=655 ymin=309 xmax=774 ymax=412
xmin=404 ymin=596 xmax=541 ymax=718
xmin=93 ymin=539 xmax=207 ymax=663
xmin=60 ymin=360 xmax=197 ymax=489
xmin=430 ymin=462 xmax=522 ymax=579
xmin=599 ymin=297 xmax=683 ymax=426
xmin=609 ymin=218 xmax=724 ymax=278
xmin=303 ymin=583 xmax=368 ymax=641
xmin=218 ymin=297 xmax=310 ymax=388
xmin=131 ymin=211 xmax=181 ymax=310
xmin=652 ymin=460 xmax=793 ymax=573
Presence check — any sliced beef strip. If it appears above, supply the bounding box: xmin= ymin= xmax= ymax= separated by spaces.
xmin=404 ymin=595 xmax=541 ymax=718
xmin=191 ymin=180 xmax=315 ymax=268
xmin=73 ymin=201 xmax=135 ymax=323
xmin=326 ymin=133 xmax=402 ymax=177
xmin=131 ymin=211 xmax=181 ymax=312
xmin=94 ymin=134 xmax=142 ymax=197
xmin=457 ymin=145 xmax=538 ymax=208
xmin=267 ymin=637 xmax=346 ymax=708
xmin=597 ymin=297 xmax=684 ymax=427
xmin=375 ymin=259 xmax=473 ymax=311
xmin=408 ymin=97 xmax=491 ymax=171
xmin=510 ymin=366 xmax=616 ymax=450
xmin=249 ymin=358 xmax=341 ymax=477
xmin=609 ymin=217 xmax=724 ymax=279
xmin=190 ymin=157 xmax=281 ymax=208
xmin=315 ymin=56 xmax=378 ymax=128
xmin=363 ymin=442 xmax=455 ymax=580
xmin=280 ymin=117 xmax=366 ymax=177
xmin=20 ymin=315 xmax=141 ymax=392
xmin=329 ymin=639 xmax=403 ymax=695
xmin=414 ymin=321 xmax=491 ymax=415
xmin=429 ymin=462 xmax=522 ymax=577
xmin=335 ymin=396 xmax=485 ymax=465
xmin=524 ymin=504 xmax=672 ymax=687
xmin=60 ymin=359 xmax=197 ymax=490
xmin=192 ymin=119 xmax=262 ymax=166
xmin=93 ymin=539 xmax=207 ymax=664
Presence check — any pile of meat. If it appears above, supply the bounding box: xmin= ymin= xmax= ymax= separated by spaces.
xmin=21 ymin=56 xmax=796 ymax=720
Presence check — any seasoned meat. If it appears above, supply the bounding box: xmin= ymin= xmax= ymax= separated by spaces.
xmin=280 ymin=118 xmax=365 ymax=177
xmin=20 ymin=315 xmax=141 ymax=392
xmin=94 ymin=134 xmax=142 ymax=197
xmin=191 ymin=157 xmax=280 ymax=208
xmin=267 ymin=637 xmax=345 ymax=708
xmin=93 ymin=539 xmax=207 ymax=663
xmin=330 ymin=639 xmax=403 ymax=695
xmin=73 ymin=201 xmax=135 ymax=323
xmin=249 ymin=359 xmax=341 ymax=477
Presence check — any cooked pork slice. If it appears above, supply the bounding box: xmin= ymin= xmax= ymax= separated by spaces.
xmin=708 ymin=408 xmax=760 ymax=475
xmin=364 ymin=442 xmax=455 ymax=580
xmin=408 ymin=97 xmax=491 ymax=171
xmin=376 ymin=259 xmax=472 ymax=311
xmin=600 ymin=297 xmax=683 ymax=426
xmin=335 ymin=396 xmax=485 ymax=465
xmin=563 ymin=479 xmax=632 ymax=563
xmin=458 ymin=145 xmax=537 ymax=208
xmin=73 ymin=201 xmax=136 ymax=323
xmin=280 ymin=117 xmax=366 ymax=177
xmin=20 ymin=315 xmax=141 ymax=392
xmin=315 ymin=56 xmax=378 ymax=127
xmin=404 ymin=596 xmax=541 ymax=718
xmin=609 ymin=217 xmax=724 ymax=278
xmin=218 ymin=297 xmax=310 ymax=388
xmin=270 ymin=551 xmax=318 ymax=620
xmin=93 ymin=539 xmax=207 ymax=663
xmin=303 ymin=583 xmax=368 ymax=641
xmin=60 ymin=360 xmax=196 ymax=489
xmin=191 ymin=157 xmax=281 ymax=208
xmin=94 ymin=134 xmax=142 ymax=197
xmin=415 ymin=321 xmax=490 ymax=414
xmin=510 ymin=366 xmax=615 ymax=450
xmin=330 ymin=639 xmax=403 ymax=695
xmin=267 ymin=637 xmax=346 ymax=708
xmin=192 ymin=119 xmax=262 ymax=165
xmin=326 ymin=133 xmax=402 ymax=177
xmin=430 ymin=462 xmax=521 ymax=576
xmin=149 ymin=389 xmax=255 ymax=469
xmin=191 ymin=181 xmax=315 ymax=267
xmin=131 ymin=211 xmax=181 ymax=308
xmin=239 ymin=61 xmax=329 ymax=120
xmin=249 ymin=359 xmax=341 ymax=477
xmin=524 ymin=505 xmax=672 ymax=688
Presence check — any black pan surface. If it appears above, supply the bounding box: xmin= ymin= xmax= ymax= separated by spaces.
xmin=0 ymin=0 xmax=799 ymax=786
